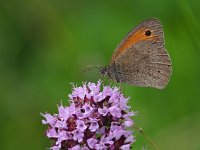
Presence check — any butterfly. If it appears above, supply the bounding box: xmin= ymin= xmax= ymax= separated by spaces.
xmin=99 ymin=18 xmax=172 ymax=89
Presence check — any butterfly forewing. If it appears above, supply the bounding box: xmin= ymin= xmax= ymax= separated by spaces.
xmin=111 ymin=18 xmax=164 ymax=63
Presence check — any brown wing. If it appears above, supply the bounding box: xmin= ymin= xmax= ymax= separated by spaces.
xmin=111 ymin=18 xmax=164 ymax=63
xmin=110 ymin=18 xmax=172 ymax=89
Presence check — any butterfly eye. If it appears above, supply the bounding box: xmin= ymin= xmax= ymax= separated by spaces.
xmin=145 ymin=30 xmax=151 ymax=36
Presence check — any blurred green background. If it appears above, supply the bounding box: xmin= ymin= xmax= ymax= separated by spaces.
xmin=0 ymin=0 xmax=200 ymax=149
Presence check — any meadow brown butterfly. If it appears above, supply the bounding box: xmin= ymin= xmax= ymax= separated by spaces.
xmin=100 ymin=18 xmax=172 ymax=89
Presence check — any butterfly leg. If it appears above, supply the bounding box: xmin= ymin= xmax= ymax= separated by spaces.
xmin=119 ymin=81 xmax=123 ymax=92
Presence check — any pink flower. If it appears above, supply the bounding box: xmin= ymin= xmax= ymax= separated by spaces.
xmin=68 ymin=145 xmax=80 ymax=150
xmin=41 ymin=113 xmax=56 ymax=127
xmin=58 ymin=105 xmax=70 ymax=121
xmin=73 ymin=130 xmax=84 ymax=142
xmin=46 ymin=128 xmax=58 ymax=138
xmin=87 ymin=138 xmax=97 ymax=149
xmin=98 ymin=106 xmax=109 ymax=116
xmin=109 ymin=105 xmax=122 ymax=118
xmin=76 ymin=120 xmax=87 ymax=132
xmin=89 ymin=121 xmax=99 ymax=132
xmin=42 ymin=80 xmax=135 ymax=149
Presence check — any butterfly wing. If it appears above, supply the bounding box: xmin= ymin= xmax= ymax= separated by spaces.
xmin=110 ymin=18 xmax=172 ymax=89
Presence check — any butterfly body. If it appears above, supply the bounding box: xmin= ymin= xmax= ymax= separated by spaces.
xmin=100 ymin=18 xmax=172 ymax=89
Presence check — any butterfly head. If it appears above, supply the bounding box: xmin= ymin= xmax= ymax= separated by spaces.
xmin=99 ymin=66 xmax=118 ymax=82
xmin=99 ymin=66 xmax=108 ymax=76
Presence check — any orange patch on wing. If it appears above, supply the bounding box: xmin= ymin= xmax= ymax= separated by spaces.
xmin=111 ymin=28 xmax=156 ymax=63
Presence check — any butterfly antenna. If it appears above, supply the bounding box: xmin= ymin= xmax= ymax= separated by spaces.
xmin=80 ymin=65 xmax=102 ymax=75
xmin=134 ymin=124 xmax=160 ymax=150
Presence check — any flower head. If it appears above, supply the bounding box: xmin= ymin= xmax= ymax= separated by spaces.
xmin=42 ymin=80 xmax=135 ymax=149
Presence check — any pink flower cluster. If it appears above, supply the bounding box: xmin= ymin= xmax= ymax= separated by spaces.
xmin=42 ymin=81 xmax=135 ymax=150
